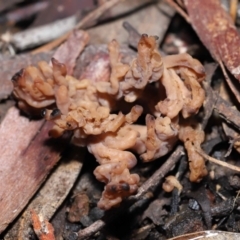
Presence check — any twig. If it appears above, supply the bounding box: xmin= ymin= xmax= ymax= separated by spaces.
xmin=122 ymin=21 xmax=141 ymax=49
xmin=196 ymin=148 xmax=240 ymax=172
xmin=77 ymin=145 xmax=184 ymax=239
xmin=233 ymin=190 xmax=240 ymax=209
xmin=32 ymin=0 xmax=124 ymax=54
xmin=214 ymin=93 xmax=240 ymax=132
xmin=1 ymin=1 xmax=49 ymax=25
xmin=176 ymin=0 xmax=185 ymax=8
xmin=225 ymin=136 xmax=240 ymax=157
xmin=230 ymin=0 xmax=238 ymax=22
xmin=202 ymin=63 xmax=218 ymax=129
xmin=77 ymin=220 xmax=105 ymax=240
xmin=10 ymin=15 xmax=77 ymax=51
xmin=206 ymin=86 xmax=240 ymax=143
xmin=218 ymin=59 xmax=240 ymax=104
xmin=164 ymin=0 xmax=191 ymax=23
xmin=132 ymin=145 xmax=184 ymax=200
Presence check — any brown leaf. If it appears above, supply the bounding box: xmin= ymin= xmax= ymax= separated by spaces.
xmin=5 ymin=146 xmax=85 ymax=240
xmin=142 ymin=199 xmax=170 ymax=225
xmin=67 ymin=192 xmax=89 ymax=223
xmin=0 ymin=108 xmax=70 ymax=234
xmin=74 ymin=44 xmax=135 ymax=80
xmin=79 ymin=50 xmax=110 ymax=82
xmin=52 ymin=29 xmax=89 ymax=75
xmin=184 ymin=0 xmax=240 ymax=81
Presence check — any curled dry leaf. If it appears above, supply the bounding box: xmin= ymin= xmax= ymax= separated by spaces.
xmin=142 ymin=198 xmax=170 ymax=226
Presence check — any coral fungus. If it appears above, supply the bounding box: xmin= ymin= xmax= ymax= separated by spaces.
xmin=179 ymin=124 xmax=207 ymax=182
xmin=12 ymin=34 xmax=206 ymax=210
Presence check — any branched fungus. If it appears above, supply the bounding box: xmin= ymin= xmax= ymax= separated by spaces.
xmin=12 ymin=34 xmax=206 ymax=209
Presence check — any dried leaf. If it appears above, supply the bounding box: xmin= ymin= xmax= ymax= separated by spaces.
xmin=0 ymin=108 xmax=70 ymax=234
xmin=52 ymin=29 xmax=89 ymax=75
xmin=5 ymin=146 xmax=85 ymax=240
xmin=142 ymin=199 xmax=170 ymax=225
xmin=184 ymin=0 xmax=240 ymax=99
xmin=74 ymin=44 xmax=135 ymax=80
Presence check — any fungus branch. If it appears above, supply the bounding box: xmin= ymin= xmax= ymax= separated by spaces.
xmin=12 ymin=34 xmax=206 ymax=209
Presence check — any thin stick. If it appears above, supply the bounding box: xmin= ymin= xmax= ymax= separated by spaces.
xmin=132 ymin=145 xmax=184 ymax=199
xmin=164 ymin=0 xmax=191 ymax=23
xmin=230 ymin=0 xmax=238 ymax=22
xmin=218 ymin=59 xmax=240 ymax=104
xmin=176 ymin=0 xmax=185 ymax=8
xmin=225 ymin=137 xmax=240 ymax=158
xmin=77 ymin=220 xmax=105 ymax=240
xmin=196 ymin=148 xmax=240 ymax=172
xmin=32 ymin=0 xmax=124 ymax=54
xmin=77 ymin=145 xmax=184 ymax=239
xmin=214 ymin=94 xmax=240 ymax=132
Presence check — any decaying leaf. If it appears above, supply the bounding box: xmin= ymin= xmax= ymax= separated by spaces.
xmin=52 ymin=29 xmax=89 ymax=75
xmin=5 ymin=147 xmax=85 ymax=240
xmin=0 ymin=108 xmax=69 ymax=234
xmin=184 ymin=0 xmax=240 ymax=100
xmin=184 ymin=0 xmax=240 ymax=78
